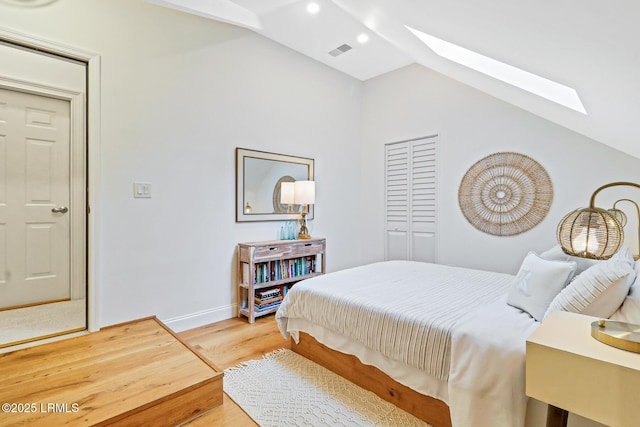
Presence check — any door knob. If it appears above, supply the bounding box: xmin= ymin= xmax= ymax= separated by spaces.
xmin=51 ymin=206 xmax=69 ymax=214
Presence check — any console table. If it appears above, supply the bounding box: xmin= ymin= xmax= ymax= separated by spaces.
xmin=237 ymin=238 xmax=326 ymax=323
xmin=526 ymin=311 xmax=640 ymax=427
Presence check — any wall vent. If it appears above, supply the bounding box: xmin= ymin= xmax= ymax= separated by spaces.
xmin=328 ymin=44 xmax=352 ymax=57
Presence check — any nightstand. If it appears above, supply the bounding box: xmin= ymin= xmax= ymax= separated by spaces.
xmin=526 ymin=311 xmax=640 ymax=427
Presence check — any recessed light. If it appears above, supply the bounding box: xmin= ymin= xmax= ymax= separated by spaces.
xmin=306 ymin=2 xmax=320 ymax=14
xmin=357 ymin=33 xmax=369 ymax=44
xmin=405 ymin=26 xmax=587 ymax=114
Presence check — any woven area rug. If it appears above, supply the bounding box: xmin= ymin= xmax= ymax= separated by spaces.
xmin=224 ymin=349 xmax=431 ymax=427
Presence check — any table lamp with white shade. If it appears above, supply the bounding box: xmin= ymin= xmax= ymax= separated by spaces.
xmin=294 ymin=180 xmax=315 ymax=239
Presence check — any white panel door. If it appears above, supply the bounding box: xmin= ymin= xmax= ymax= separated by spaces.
xmin=385 ymin=136 xmax=438 ymax=262
xmin=0 ymin=87 xmax=71 ymax=308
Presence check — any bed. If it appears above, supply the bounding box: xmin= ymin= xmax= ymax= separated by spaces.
xmin=276 ymin=249 xmax=639 ymax=427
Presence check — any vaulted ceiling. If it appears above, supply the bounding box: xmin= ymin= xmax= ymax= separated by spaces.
xmin=148 ymin=0 xmax=640 ymax=160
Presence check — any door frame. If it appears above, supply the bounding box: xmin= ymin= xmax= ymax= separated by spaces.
xmin=0 ymin=27 xmax=102 ymax=333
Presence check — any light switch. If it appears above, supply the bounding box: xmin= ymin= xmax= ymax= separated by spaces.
xmin=133 ymin=182 xmax=151 ymax=198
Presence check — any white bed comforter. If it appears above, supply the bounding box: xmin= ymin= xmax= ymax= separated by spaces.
xmin=276 ymin=261 xmax=539 ymax=427
xmin=448 ymin=294 xmax=539 ymax=427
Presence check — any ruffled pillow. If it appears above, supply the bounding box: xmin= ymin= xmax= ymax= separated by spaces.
xmin=544 ymin=258 xmax=635 ymax=319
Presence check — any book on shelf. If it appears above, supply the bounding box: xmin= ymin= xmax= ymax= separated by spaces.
xmin=254 ymin=300 xmax=281 ymax=312
xmin=253 ymin=256 xmax=318 ymax=284
xmin=254 ymin=295 xmax=283 ymax=305
xmin=257 ymin=288 xmax=281 ymax=300
xmin=253 ymin=285 xmax=289 ymax=309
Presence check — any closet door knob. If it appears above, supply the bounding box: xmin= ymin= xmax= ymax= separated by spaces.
xmin=51 ymin=206 xmax=69 ymax=214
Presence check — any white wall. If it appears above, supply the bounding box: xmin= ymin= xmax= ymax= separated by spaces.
xmin=0 ymin=0 xmax=366 ymax=330
xmin=360 ymin=64 xmax=640 ymax=274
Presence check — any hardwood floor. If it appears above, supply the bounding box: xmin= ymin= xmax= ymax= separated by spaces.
xmin=1 ymin=317 xmax=223 ymax=426
xmin=178 ymin=314 xmax=288 ymax=426
xmin=1 ymin=313 xmax=285 ymax=426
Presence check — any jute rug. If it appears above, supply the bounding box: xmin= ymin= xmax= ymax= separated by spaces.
xmin=223 ymin=349 xmax=431 ymax=427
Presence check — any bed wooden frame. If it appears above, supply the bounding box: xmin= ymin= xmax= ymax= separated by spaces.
xmin=291 ymin=331 xmax=452 ymax=427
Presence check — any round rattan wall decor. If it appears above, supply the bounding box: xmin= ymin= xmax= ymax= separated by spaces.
xmin=458 ymin=152 xmax=553 ymax=236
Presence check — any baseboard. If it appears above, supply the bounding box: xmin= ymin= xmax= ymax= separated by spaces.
xmin=162 ymin=304 xmax=236 ymax=333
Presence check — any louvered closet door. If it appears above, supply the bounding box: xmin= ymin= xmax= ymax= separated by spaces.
xmin=385 ymin=143 xmax=409 ymax=260
xmin=385 ymin=136 xmax=437 ymax=262
xmin=410 ymin=138 xmax=437 ymax=262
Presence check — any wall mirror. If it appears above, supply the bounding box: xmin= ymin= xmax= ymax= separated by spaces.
xmin=236 ymin=148 xmax=314 ymax=222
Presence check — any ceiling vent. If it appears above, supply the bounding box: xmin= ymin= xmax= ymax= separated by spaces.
xmin=328 ymin=44 xmax=352 ymax=57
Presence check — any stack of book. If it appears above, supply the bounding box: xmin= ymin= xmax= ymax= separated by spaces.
xmin=254 ymin=287 xmax=283 ymax=312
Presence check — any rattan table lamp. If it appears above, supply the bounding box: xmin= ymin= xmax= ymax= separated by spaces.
xmin=557 ymin=181 xmax=640 ymax=260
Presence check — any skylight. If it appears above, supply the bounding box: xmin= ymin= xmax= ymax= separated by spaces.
xmin=405 ymin=26 xmax=586 ymax=114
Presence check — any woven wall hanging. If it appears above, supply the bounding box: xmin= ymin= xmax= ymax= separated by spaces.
xmin=458 ymin=152 xmax=553 ymax=236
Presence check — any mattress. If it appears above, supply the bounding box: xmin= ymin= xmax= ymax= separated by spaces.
xmin=276 ymin=260 xmax=539 ymax=427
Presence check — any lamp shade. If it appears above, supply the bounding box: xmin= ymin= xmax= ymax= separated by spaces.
xmin=608 ymin=207 xmax=628 ymax=227
xmin=557 ymin=207 xmax=623 ymax=260
xmin=294 ymin=180 xmax=315 ymax=205
xmin=280 ymin=182 xmax=295 ymax=204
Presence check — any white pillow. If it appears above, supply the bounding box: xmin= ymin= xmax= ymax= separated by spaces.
xmin=540 ymin=245 xmax=600 ymax=275
xmin=610 ymin=245 xmax=635 ymax=269
xmin=609 ymin=282 xmax=640 ymax=324
xmin=609 ymin=258 xmax=640 ymax=324
xmin=544 ymin=258 xmax=635 ymax=319
xmin=506 ymin=252 xmax=577 ymax=321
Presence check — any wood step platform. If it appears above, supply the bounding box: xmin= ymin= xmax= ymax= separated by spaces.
xmin=0 ymin=316 xmax=223 ymax=426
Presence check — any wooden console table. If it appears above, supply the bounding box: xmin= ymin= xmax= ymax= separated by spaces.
xmin=237 ymin=238 xmax=326 ymax=323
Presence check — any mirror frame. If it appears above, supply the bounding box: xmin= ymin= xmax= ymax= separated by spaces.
xmin=236 ymin=147 xmax=315 ymax=222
